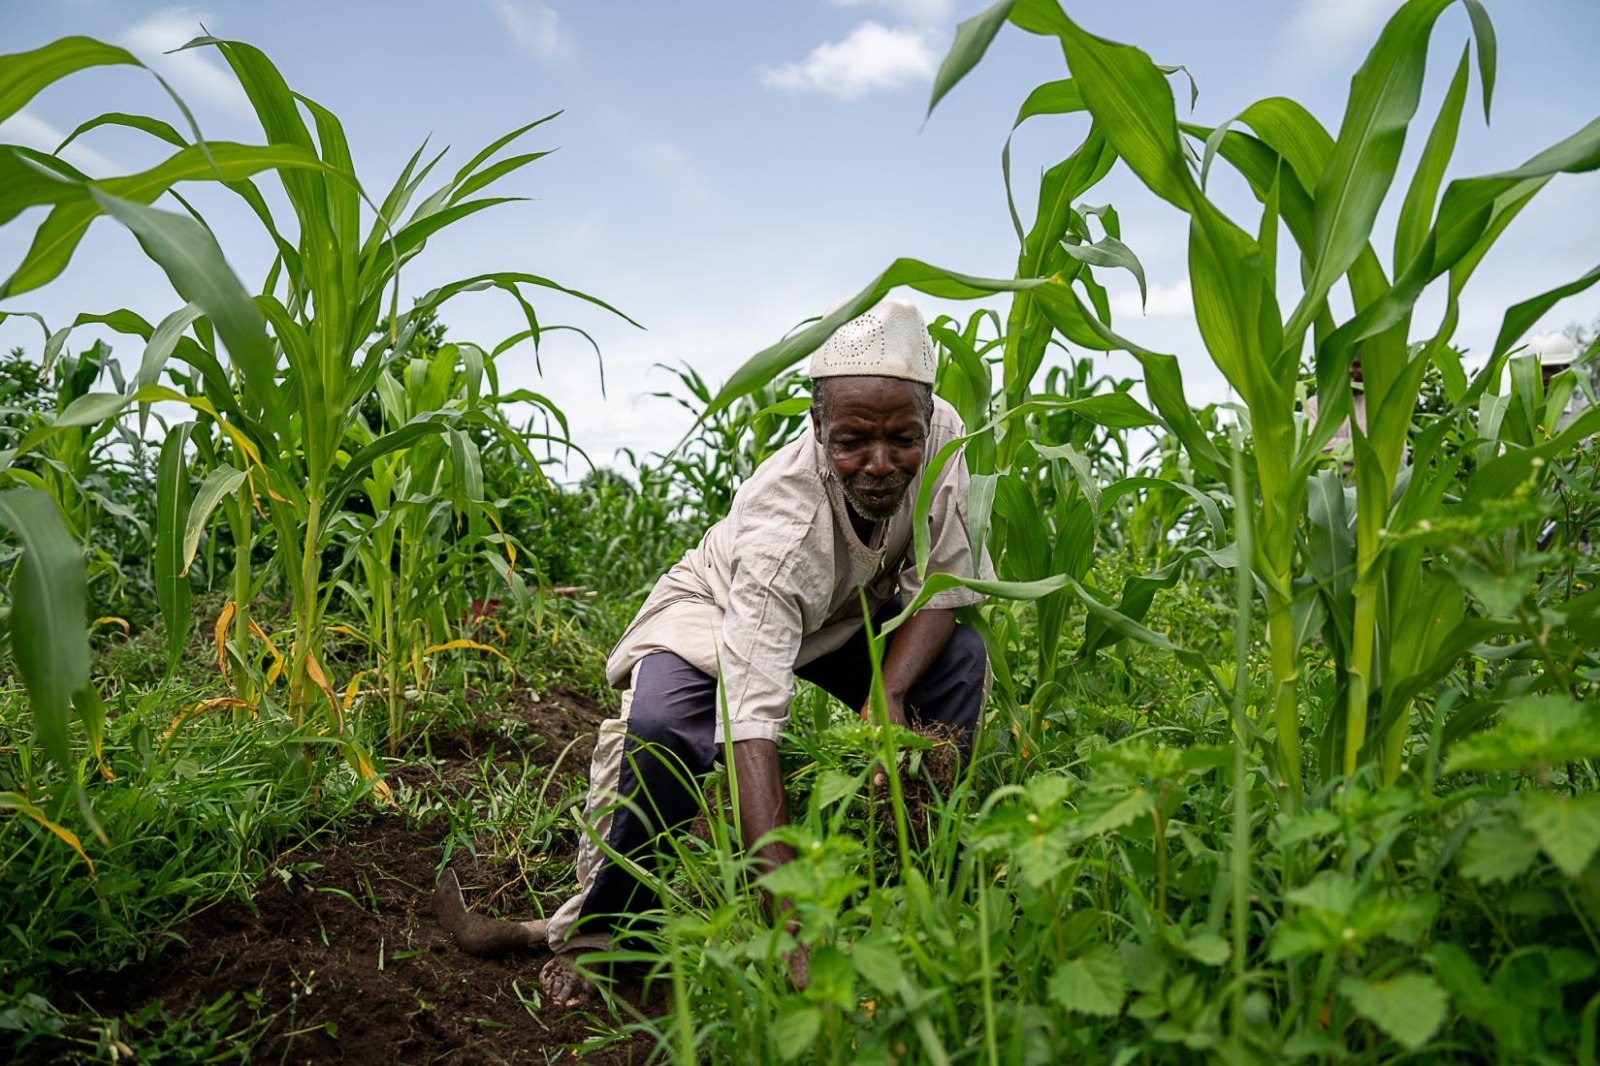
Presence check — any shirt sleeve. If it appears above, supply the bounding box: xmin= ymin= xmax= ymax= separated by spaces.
xmin=899 ymin=438 xmax=995 ymax=611
xmin=713 ymin=526 xmax=823 ymax=745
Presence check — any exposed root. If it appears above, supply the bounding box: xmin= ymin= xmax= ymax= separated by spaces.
xmin=873 ymin=723 xmax=964 ymax=853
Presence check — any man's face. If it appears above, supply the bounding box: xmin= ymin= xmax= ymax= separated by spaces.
xmin=814 ymin=376 xmax=929 ymax=523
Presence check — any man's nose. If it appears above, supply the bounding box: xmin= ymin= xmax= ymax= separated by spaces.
xmin=864 ymin=442 xmax=894 ymax=477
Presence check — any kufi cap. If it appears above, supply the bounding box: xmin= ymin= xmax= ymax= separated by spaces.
xmin=809 ymin=299 xmax=937 ymax=384
xmin=1527 ymin=330 xmax=1576 ymax=367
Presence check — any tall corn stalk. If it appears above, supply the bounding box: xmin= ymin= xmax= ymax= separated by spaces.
xmin=0 ymin=35 xmax=630 ymax=780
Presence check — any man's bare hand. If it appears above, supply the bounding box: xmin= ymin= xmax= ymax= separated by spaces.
xmin=857 ymin=694 xmax=909 ymax=728
xmin=860 ymin=695 xmax=909 ymax=787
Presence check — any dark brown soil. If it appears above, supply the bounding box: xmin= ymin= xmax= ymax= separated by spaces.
xmin=20 ymin=685 xmax=667 ymax=1065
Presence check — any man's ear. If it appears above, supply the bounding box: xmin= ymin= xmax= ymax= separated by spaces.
xmin=810 ymin=403 xmax=824 ymax=441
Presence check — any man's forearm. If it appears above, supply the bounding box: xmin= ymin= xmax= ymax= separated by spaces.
xmin=878 ymin=607 xmax=957 ymax=704
xmin=730 ymin=737 xmax=795 ymax=872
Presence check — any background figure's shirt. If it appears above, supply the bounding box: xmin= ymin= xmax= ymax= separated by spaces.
xmin=605 ymin=396 xmax=994 ymax=743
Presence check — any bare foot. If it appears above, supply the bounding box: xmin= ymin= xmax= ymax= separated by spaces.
xmin=540 ymin=953 xmax=600 ymax=1010
xmin=433 ymin=868 xmax=548 ymax=957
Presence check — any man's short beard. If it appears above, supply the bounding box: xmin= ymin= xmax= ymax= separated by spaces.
xmin=842 ymin=470 xmax=911 ymax=522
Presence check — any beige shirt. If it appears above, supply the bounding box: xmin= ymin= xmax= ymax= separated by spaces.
xmin=606 ymin=396 xmax=994 ymax=743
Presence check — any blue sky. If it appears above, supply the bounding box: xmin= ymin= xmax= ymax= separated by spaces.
xmin=3 ymin=0 xmax=1598 ymax=473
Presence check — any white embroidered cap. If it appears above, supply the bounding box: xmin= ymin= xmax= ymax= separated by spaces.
xmin=1527 ymin=330 xmax=1576 ymax=367
xmin=809 ymin=299 xmax=937 ymax=384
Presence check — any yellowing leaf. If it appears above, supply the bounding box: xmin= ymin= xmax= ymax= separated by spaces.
xmin=342 ymin=669 xmax=373 ymax=712
xmin=305 ymin=650 xmax=344 ymax=733
xmin=0 ymin=791 xmax=94 ymax=877
xmin=422 ymin=638 xmax=510 ymax=662
xmin=343 ymin=741 xmax=394 ymax=806
xmin=213 ymin=601 xmax=236 ymax=679
xmin=163 ymin=696 xmax=253 ymax=738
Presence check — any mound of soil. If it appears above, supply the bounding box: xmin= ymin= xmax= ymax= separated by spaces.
xmin=20 ymin=686 xmax=663 ymax=1065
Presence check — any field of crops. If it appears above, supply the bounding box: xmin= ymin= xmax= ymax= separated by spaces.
xmin=3 ymin=0 xmax=1599 ymax=1062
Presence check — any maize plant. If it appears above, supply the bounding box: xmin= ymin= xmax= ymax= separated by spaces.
xmin=922 ymin=0 xmax=1600 ymax=798
xmin=0 ymin=34 xmax=629 ymax=780
xmin=345 ymin=338 xmax=547 ymax=752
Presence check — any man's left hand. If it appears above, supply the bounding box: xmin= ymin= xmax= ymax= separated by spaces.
xmin=858 ymin=694 xmax=908 ymax=729
xmin=860 ymin=695 xmax=908 ymax=788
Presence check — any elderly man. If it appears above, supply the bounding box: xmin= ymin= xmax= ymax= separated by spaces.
xmin=437 ymin=300 xmax=993 ymax=1006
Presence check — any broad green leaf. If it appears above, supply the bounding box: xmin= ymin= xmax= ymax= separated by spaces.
xmin=1394 ymin=45 xmax=1471 ymax=273
xmin=0 ymin=488 xmax=90 ymax=777
xmin=927 ymin=0 xmax=1015 ymax=118
xmin=1058 ymin=232 xmax=1147 ymax=305
xmin=55 ymin=111 xmax=188 ymax=153
xmin=1440 ymin=694 xmax=1600 ymax=768
xmin=850 ymin=935 xmax=903 ymax=996
xmin=329 ymin=419 xmax=451 ymax=512
xmin=1048 ymin=944 xmax=1126 ymax=1016
xmin=88 ymin=190 xmax=285 ymax=437
xmin=1285 ymin=872 xmax=1356 ymax=915
xmin=1292 ymin=0 xmax=1455 ymax=344
xmin=3 ymin=141 xmax=331 ymax=298
xmin=446 ymin=112 xmax=562 ymax=201
xmin=1488 ymin=262 xmax=1600 ymax=376
xmin=773 ymin=1002 xmax=821 ymax=1062
xmin=138 ymin=302 xmax=205 ymax=388
xmin=155 ymin=423 xmax=194 ymax=676
xmin=0 ymin=147 xmax=87 ymax=227
xmin=1013 ymin=79 xmax=1085 ymax=125
xmin=1049 ymin=12 xmax=1195 ymax=210
xmin=1000 ymin=79 xmax=1089 ymax=240
xmin=0 ymin=37 xmax=138 ymax=124
xmin=181 ymin=465 xmax=248 ymax=575
xmin=1339 ymin=972 xmax=1448 ymax=1051
xmin=1179 ymin=933 xmax=1231 ymax=967
xmin=1458 ymin=821 xmax=1539 ymax=884
xmin=813 ymin=769 xmax=863 ymax=809
xmin=1519 ymin=793 xmax=1600 ymax=878
xmin=698 ymin=258 xmax=1053 ymax=429
xmin=1077 ymin=788 xmax=1156 ymax=836
xmin=1463 ymin=0 xmax=1496 ymax=121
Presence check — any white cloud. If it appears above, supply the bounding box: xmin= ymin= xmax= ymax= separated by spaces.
xmin=0 ymin=111 xmax=120 ymax=177
xmin=119 ymin=8 xmax=253 ymax=119
xmin=761 ymin=22 xmax=938 ymax=100
xmin=827 ymin=0 xmax=956 ymax=26
xmin=1281 ymin=0 xmax=1402 ymax=74
xmin=1111 ymin=278 xmax=1193 ymax=319
xmin=487 ymin=0 xmax=574 ymax=60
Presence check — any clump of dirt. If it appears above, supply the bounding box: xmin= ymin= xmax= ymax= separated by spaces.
xmin=874 ymin=723 xmax=965 ymax=853
xmin=17 ymin=686 xmax=661 ymax=1065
